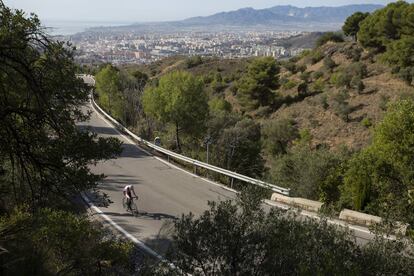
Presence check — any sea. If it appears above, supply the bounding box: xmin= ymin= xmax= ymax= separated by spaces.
xmin=42 ymin=20 xmax=132 ymax=36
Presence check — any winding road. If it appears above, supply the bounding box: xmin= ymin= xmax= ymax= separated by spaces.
xmin=79 ymin=104 xmax=237 ymax=253
xmin=78 ymin=75 xmax=381 ymax=256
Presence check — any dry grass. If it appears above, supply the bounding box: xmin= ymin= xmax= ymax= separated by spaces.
xmin=124 ymin=42 xmax=414 ymax=151
xmin=268 ymin=42 xmax=414 ymax=150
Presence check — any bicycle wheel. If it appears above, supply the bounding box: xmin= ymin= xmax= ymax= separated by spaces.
xmin=130 ymin=202 xmax=139 ymax=217
xmin=122 ymin=197 xmax=127 ymax=210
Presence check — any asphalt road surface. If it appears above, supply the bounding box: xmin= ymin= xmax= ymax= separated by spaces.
xmin=79 ymin=105 xmax=238 ymax=253
xmin=79 ymin=101 xmax=380 ymax=255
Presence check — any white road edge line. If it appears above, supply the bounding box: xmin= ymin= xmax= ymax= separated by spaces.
xmin=80 ymin=192 xmax=164 ymax=260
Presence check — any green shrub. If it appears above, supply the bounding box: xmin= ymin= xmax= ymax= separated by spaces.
xmin=312 ymin=70 xmax=324 ymax=80
xmin=361 ymin=117 xmax=372 ymax=128
xmin=320 ymin=94 xmax=329 ymax=110
xmin=211 ymin=80 xmax=228 ymax=93
xmin=330 ymin=90 xmax=351 ymax=121
xmin=186 ymin=55 xmax=203 ymax=68
xmin=300 ymin=71 xmax=311 ymax=82
xmin=283 ymin=61 xmax=297 ymax=73
xmin=270 ymin=144 xmax=342 ymax=200
xmin=330 ymin=71 xmax=351 ymax=88
xmin=316 ymin=32 xmax=345 ymax=47
xmin=209 ymin=97 xmax=232 ymax=113
xmin=398 ymin=67 xmax=414 ymax=85
xmin=298 ymin=129 xmax=313 ymax=145
xmin=262 ymin=118 xmax=299 ymax=156
xmin=323 ymin=56 xmax=337 ymax=71
xmin=350 ymin=76 xmax=365 ymax=93
xmin=297 ymin=82 xmax=308 ymax=96
xmin=296 ymin=64 xmax=307 ymax=73
xmin=358 ymin=1 xmax=410 ymax=51
xmin=282 ymin=79 xmax=298 ymax=90
xmin=344 ymin=46 xmax=362 ymax=62
xmin=330 ymin=63 xmax=367 ymax=89
xmin=320 ymin=165 xmax=346 ymax=205
xmin=147 ymin=190 xmax=414 ymax=275
xmin=379 ymin=94 xmax=390 ymax=111
xmin=342 ymin=12 xmax=370 ymax=40
xmin=309 ymin=50 xmax=325 ymax=64
xmin=348 ymin=62 xmax=368 ymax=78
xmin=298 ymin=50 xmax=311 ymax=59
xmin=311 ymin=79 xmax=325 ymax=93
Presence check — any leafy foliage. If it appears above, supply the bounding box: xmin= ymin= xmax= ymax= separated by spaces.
xmin=0 ymin=3 xmax=129 ymax=275
xmin=270 ymin=144 xmax=343 ymax=200
xmin=307 ymin=50 xmax=325 ymax=64
xmin=356 ymin=1 xmax=414 ymax=82
xmin=143 ymin=71 xmax=208 ymax=152
xmin=208 ymin=96 xmax=232 ymax=113
xmin=342 ymin=99 xmax=414 ymax=224
xmin=186 ymin=55 xmax=203 ymax=68
xmin=95 ymin=64 xmax=123 ymax=119
xmin=323 ymin=55 xmax=336 ymax=71
xmin=383 ymin=36 xmax=414 ymax=72
xmin=0 ymin=3 xmax=122 ymax=210
xmin=0 ymin=208 xmax=132 ymax=275
xmin=316 ymin=32 xmax=344 ymax=47
xmin=145 ymin=190 xmax=414 ymax=275
xmin=330 ymin=62 xmax=367 ymax=90
xmin=351 ymin=75 xmax=365 ymax=93
xmin=358 ymin=1 xmax=411 ymax=51
xmin=343 ymin=12 xmax=370 ymax=40
xmin=396 ymin=66 xmax=414 ymax=85
xmin=216 ymin=119 xmax=264 ymax=177
xmin=261 ymin=118 xmax=299 ymax=157
xmin=281 ymin=79 xmax=298 ymax=90
xmin=237 ymin=57 xmax=279 ymax=111
xmin=330 ymin=90 xmax=352 ymax=122
xmin=282 ymin=60 xmax=297 ymax=73
xmin=361 ymin=117 xmax=372 ymax=128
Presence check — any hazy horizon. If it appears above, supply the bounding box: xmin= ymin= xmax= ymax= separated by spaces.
xmin=4 ymin=0 xmax=411 ymax=23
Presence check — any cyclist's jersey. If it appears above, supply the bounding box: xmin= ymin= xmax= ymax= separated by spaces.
xmin=123 ymin=185 xmax=133 ymax=198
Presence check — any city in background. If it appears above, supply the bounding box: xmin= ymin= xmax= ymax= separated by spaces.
xmin=67 ymin=30 xmax=307 ymax=64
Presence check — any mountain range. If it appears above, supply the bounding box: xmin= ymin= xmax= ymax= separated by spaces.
xmin=82 ymin=4 xmax=384 ymax=34
xmin=182 ymin=4 xmax=383 ymax=26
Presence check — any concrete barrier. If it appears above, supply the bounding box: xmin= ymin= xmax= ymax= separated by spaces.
xmin=271 ymin=194 xmax=409 ymax=236
xmin=339 ymin=209 xmax=382 ymax=226
xmin=339 ymin=209 xmax=409 ymax=235
xmin=293 ymin=198 xmax=324 ymax=213
xmin=271 ymin=193 xmax=294 ymax=205
xmin=271 ymin=193 xmax=323 ymax=212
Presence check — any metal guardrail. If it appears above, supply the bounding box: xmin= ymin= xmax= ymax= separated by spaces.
xmin=80 ymin=74 xmax=290 ymax=196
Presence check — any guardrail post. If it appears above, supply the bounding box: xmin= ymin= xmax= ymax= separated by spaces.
xmin=167 ymin=155 xmax=170 ymax=163
xmin=231 ymin=178 xmax=234 ymax=189
xmin=194 ymin=165 xmax=197 ymax=175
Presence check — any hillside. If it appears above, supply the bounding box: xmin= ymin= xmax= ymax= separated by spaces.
xmin=95 ymin=1 xmax=414 ymax=228
xmin=278 ymin=32 xmax=325 ymax=49
xmin=274 ymin=42 xmax=414 ymax=150
xmin=122 ymin=42 xmax=413 ymax=152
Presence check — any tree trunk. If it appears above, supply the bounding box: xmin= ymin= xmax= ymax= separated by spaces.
xmin=175 ymin=122 xmax=181 ymax=153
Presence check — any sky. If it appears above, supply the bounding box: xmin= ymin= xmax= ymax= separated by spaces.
xmin=3 ymin=0 xmax=410 ymax=23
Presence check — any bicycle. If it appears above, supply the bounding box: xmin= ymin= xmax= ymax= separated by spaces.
xmin=122 ymin=196 xmax=139 ymax=217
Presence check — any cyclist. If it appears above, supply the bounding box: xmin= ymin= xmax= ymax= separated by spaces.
xmin=123 ymin=185 xmax=138 ymax=211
